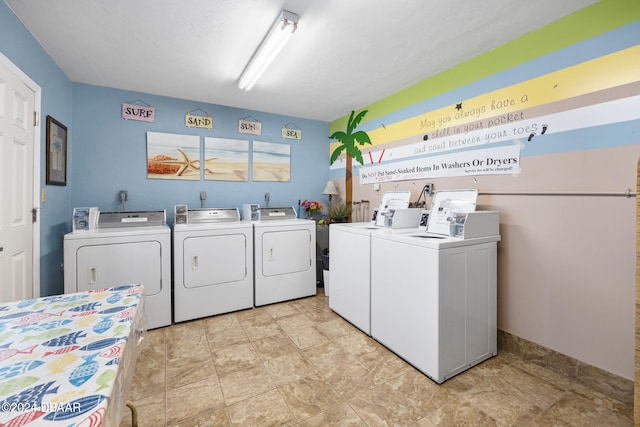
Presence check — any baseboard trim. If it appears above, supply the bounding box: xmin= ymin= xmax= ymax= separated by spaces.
xmin=498 ymin=330 xmax=633 ymax=405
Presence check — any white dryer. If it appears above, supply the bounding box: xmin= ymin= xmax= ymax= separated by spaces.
xmin=63 ymin=210 xmax=172 ymax=329
xmin=252 ymin=207 xmax=316 ymax=306
xmin=173 ymin=207 xmax=253 ymax=322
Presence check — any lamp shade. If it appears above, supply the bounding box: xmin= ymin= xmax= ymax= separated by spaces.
xmin=322 ymin=180 xmax=339 ymax=196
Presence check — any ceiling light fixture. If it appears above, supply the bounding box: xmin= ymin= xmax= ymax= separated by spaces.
xmin=238 ymin=10 xmax=299 ymax=91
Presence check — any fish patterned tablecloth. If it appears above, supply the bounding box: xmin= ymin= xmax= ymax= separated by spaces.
xmin=0 ymin=285 xmax=145 ymax=427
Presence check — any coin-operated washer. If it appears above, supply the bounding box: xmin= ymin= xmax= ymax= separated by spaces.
xmin=252 ymin=206 xmax=316 ymax=306
xmin=370 ymin=189 xmax=500 ymax=383
xmin=63 ymin=210 xmax=172 ymax=329
xmin=329 ymin=191 xmax=422 ymax=335
xmin=173 ymin=206 xmax=254 ymax=322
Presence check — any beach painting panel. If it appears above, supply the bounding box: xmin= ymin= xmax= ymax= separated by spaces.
xmin=147 ymin=132 xmax=201 ymax=180
xmin=252 ymin=141 xmax=291 ymax=182
xmin=204 ymin=137 xmax=249 ymax=181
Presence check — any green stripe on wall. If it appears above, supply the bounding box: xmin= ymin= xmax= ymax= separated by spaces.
xmin=330 ymin=0 xmax=640 ymax=133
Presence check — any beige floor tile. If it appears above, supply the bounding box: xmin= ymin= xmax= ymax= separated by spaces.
xmin=203 ymin=312 xmax=241 ymax=334
xmin=211 ymin=342 xmax=261 ymax=375
xmin=242 ymin=318 xmax=284 ymax=341
xmin=126 ymin=291 xmax=632 ymax=427
xmin=527 ymin=391 xmax=632 ymax=426
xmin=264 ymin=301 xmax=301 ymax=318
xmin=119 ymin=392 xmax=165 ymax=427
xmin=348 ymin=378 xmax=426 ymax=426
xmin=166 ymin=377 xmax=225 ymax=425
xmin=462 ymin=374 xmax=544 ymax=425
xmin=166 ymin=324 xmax=210 ymax=363
xmin=168 ymin=407 xmax=231 ymax=427
xmin=385 ymin=370 xmax=457 ymax=419
xmin=129 ymin=364 xmax=165 ymax=401
xmin=302 ymin=341 xmax=357 ymax=372
xmin=285 ymin=324 xmax=331 ymax=349
xmin=297 ymin=402 xmax=367 ymax=427
xmin=358 ymin=347 xmax=414 ymax=383
xmin=275 ymin=313 xmax=315 ymax=333
xmin=263 ymin=351 xmax=318 ymax=386
xmin=320 ymin=359 xmax=380 ymax=400
xmin=136 ymin=328 xmax=165 ymax=370
xmin=334 ymin=331 xmax=382 ymax=357
xmin=218 ymin=364 xmax=276 ymax=405
xmin=226 ymin=389 xmax=296 ymax=426
xmin=278 ymin=373 xmax=343 ymax=421
xmin=421 ymin=398 xmax=498 ymax=427
xmin=165 ymin=320 xmax=205 ymax=342
xmin=206 ymin=326 xmax=249 ymax=350
xmin=314 ymin=317 xmax=358 ymax=340
xmin=569 ymin=381 xmax=633 ymax=420
xmin=252 ymin=334 xmax=299 ymax=361
xmin=304 ymin=306 xmax=341 ymax=322
xmin=235 ymin=306 xmax=273 ymax=326
xmin=167 ymin=353 xmax=217 ymax=390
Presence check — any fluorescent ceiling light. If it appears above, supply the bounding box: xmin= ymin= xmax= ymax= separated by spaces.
xmin=238 ymin=10 xmax=299 ymax=91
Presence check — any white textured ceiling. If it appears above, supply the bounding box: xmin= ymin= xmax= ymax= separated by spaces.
xmin=5 ymin=0 xmax=597 ymax=122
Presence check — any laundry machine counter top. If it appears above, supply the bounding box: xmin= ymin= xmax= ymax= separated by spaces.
xmin=372 ymin=230 xmax=500 ymax=249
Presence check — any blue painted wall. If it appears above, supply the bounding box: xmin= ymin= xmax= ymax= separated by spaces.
xmin=1 ymin=3 xmax=330 ymax=297
xmin=0 ymin=1 xmax=73 ymax=297
xmin=70 ymin=84 xmax=330 ymax=223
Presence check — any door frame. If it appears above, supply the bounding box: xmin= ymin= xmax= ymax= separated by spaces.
xmin=0 ymin=51 xmax=41 ymax=299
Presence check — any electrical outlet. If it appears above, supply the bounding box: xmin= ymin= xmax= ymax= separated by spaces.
xmin=119 ymin=190 xmax=128 ymax=201
xmin=425 ymin=183 xmax=434 ymax=195
xmin=200 ymin=191 xmax=206 ymax=201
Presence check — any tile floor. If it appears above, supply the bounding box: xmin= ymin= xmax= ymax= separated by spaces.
xmin=119 ymin=289 xmax=633 ymax=426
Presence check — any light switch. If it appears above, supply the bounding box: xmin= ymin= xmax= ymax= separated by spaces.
xmin=41 ymin=188 xmax=46 ymax=202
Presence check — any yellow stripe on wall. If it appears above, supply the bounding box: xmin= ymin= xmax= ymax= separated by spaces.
xmin=342 ymin=45 xmax=640 ymax=150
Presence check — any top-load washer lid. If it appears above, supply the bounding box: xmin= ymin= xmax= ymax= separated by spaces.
xmin=259 ymin=206 xmax=297 ymax=220
xmin=98 ymin=210 xmax=166 ymax=228
xmin=426 ymin=189 xmax=478 ymax=236
xmin=375 ymin=191 xmax=411 ymax=226
xmin=187 ymin=208 xmax=240 ymax=223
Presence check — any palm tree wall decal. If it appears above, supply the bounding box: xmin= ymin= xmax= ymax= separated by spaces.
xmin=329 ymin=110 xmax=372 ymax=222
xmin=329 ymin=110 xmax=372 ymax=166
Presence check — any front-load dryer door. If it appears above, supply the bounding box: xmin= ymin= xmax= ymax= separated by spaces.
xmin=261 ymin=229 xmax=312 ymax=276
xmin=183 ymin=234 xmax=248 ymax=287
xmin=76 ymin=241 xmax=162 ymax=295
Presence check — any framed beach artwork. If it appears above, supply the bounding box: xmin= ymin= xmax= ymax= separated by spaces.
xmin=252 ymin=141 xmax=291 ymax=182
xmin=203 ymin=137 xmax=249 ymax=181
xmin=146 ymin=132 xmax=201 ymax=180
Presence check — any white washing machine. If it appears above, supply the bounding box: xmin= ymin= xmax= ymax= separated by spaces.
xmin=329 ymin=216 xmax=426 ymax=335
xmin=63 ymin=210 xmax=172 ymax=329
xmin=329 ymin=222 xmax=380 ymax=334
xmin=173 ymin=207 xmax=253 ymax=322
xmin=328 ymin=192 xmax=423 ymax=336
xmin=370 ymin=190 xmax=499 ymax=383
xmin=252 ymin=207 xmax=316 ymax=306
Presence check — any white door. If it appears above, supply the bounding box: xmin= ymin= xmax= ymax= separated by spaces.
xmin=0 ymin=57 xmax=37 ymax=302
